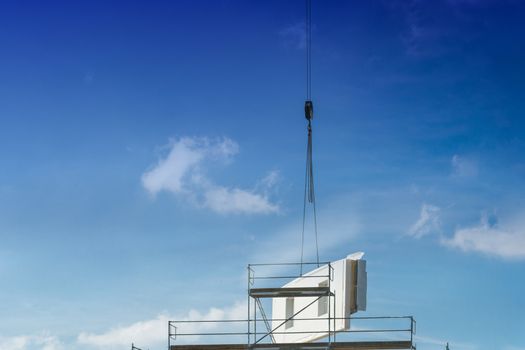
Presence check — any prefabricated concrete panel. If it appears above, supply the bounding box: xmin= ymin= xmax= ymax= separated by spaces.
xmin=270 ymin=253 xmax=366 ymax=343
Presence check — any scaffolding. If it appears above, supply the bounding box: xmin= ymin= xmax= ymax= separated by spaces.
xmin=247 ymin=262 xmax=336 ymax=346
xmin=168 ymin=261 xmax=416 ymax=350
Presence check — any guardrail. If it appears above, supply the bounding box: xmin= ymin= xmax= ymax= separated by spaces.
xmin=169 ymin=261 xmax=415 ymax=349
xmin=248 ymin=262 xmax=334 ymax=289
xmin=168 ymin=316 xmax=415 ymax=348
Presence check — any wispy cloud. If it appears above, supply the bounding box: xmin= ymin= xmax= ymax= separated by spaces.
xmin=279 ymin=22 xmax=306 ymax=49
xmin=203 ymin=187 xmax=278 ymax=214
xmin=78 ymin=315 xmax=168 ymax=349
xmin=77 ymin=197 xmax=363 ymax=349
xmin=396 ymin=1 xmax=441 ymax=57
xmin=442 ymin=213 xmax=525 ymax=260
xmin=415 ymin=334 xmax=478 ymax=350
xmin=256 ymin=170 xmax=281 ymax=192
xmin=451 ymin=154 xmax=478 ymax=177
xmin=504 ymin=346 xmax=525 ymax=350
xmin=142 ymin=137 xmax=279 ymax=215
xmin=0 ymin=333 xmax=63 ymax=350
xmin=408 ymin=203 xmax=441 ymax=238
xmin=83 ymin=72 xmax=94 ymax=85
xmin=77 ymin=301 xmax=246 ymax=349
xmin=391 ymin=0 xmax=453 ymax=58
xmin=250 ymin=200 xmax=361 ymax=265
xmin=407 ymin=204 xmax=525 ymax=260
xmin=447 ymin=0 xmax=497 ymax=6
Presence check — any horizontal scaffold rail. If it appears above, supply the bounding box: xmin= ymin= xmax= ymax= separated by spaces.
xmin=168 ymin=316 xmax=416 ymax=350
xmin=170 ymin=340 xmax=414 ymax=350
xmin=249 ymin=287 xmax=333 ymax=298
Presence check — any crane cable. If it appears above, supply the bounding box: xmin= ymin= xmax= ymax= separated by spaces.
xmin=300 ymin=0 xmax=320 ymax=275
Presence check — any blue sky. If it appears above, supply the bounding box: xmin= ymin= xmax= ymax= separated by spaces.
xmin=1 ymin=0 xmax=524 ymax=349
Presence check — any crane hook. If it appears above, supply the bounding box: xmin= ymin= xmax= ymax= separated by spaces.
xmin=304 ymin=100 xmax=314 ymax=121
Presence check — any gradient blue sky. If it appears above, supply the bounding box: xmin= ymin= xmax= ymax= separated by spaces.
xmin=1 ymin=1 xmax=524 ymax=349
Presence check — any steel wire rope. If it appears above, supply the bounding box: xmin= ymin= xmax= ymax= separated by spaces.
xmin=300 ymin=0 xmax=320 ymax=275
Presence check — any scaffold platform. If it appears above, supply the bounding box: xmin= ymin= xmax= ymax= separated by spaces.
xmin=170 ymin=341 xmax=414 ymax=350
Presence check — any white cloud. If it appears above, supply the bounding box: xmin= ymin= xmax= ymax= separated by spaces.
xmin=0 ymin=336 xmax=27 ymax=350
xmin=394 ymin=0 xmax=446 ymax=57
xmin=141 ymin=137 xmax=279 ymax=215
xmin=142 ymin=137 xmax=207 ymax=195
xmin=447 ymin=0 xmax=494 ymax=6
xmin=451 ymin=154 xmax=478 ymax=177
xmin=257 ymin=170 xmax=280 ymax=191
xmin=408 ymin=204 xmax=441 ymax=238
xmin=77 ymin=301 xmax=246 ymax=350
xmin=76 ymin=197 xmax=363 ymax=350
xmin=442 ymin=213 xmax=525 ymax=260
xmin=203 ymin=186 xmax=278 ymax=214
xmin=0 ymin=334 xmax=63 ymax=350
xmin=505 ymin=346 xmax=525 ymax=350
xmin=407 ymin=205 xmax=525 ymax=260
xmin=78 ymin=315 xmax=168 ymax=349
xmin=415 ymin=334 xmax=478 ymax=350
xmin=279 ymin=23 xmax=307 ymax=49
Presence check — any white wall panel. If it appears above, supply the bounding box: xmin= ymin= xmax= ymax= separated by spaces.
xmin=270 ymin=253 xmax=366 ymax=343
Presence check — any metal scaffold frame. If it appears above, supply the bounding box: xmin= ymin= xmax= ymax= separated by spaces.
xmin=247 ymin=261 xmax=336 ymax=347
xmin=168 ymin=261 xmax=416 ymax=350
